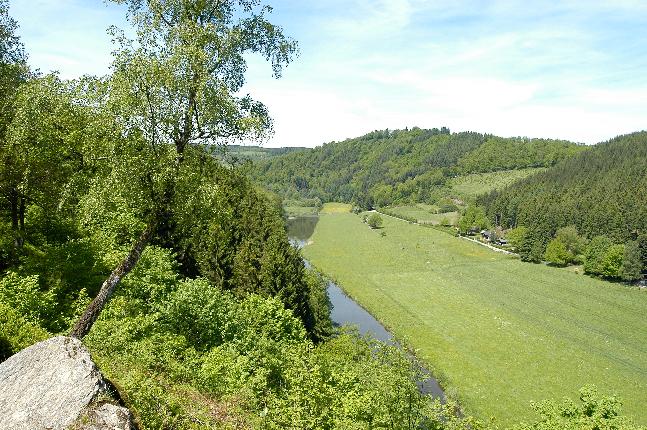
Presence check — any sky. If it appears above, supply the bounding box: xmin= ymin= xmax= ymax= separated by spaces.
xmin=9 ymin=0 xmax=647 ymax=147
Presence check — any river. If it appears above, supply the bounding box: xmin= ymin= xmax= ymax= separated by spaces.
xmin=287 ymin=215 xmax=445 ymax=399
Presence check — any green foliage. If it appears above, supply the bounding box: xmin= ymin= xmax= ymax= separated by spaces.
xmin=161 ymin=278 xmax=234 ymax=350
xmin=439 ymin=203 xmax=459 ymax=213
xmin=512 ymin=385 xmax=644 ymax=430
xmin=542 ymin=226 xmax=587 ymax=266
xmin=458 ymin=205 xmax=489 ymax=234
xmin=621 ymin=241 xmax=643 ymax=282
xmin=367 ymin=213 xmax=383 ymax=229
xmin=0 ymin=301 xmax=49 ymax=362
xmin=637 ymin=233 xmax=647 ymax=274
xmin=83 ymin=262 xmax=458 ymax=429
xmin=0 ymin=74 xmax=87 ymax=254
xmin=584 ymin=236 xmax=613 ymax=277
xmin=544 ymin=238 xmax=571 ymax=267
xmin=555 ymin=226 xmax=587 ymax=257
xmin=457 ymin=136 xmax=582 ymax=173
xmin=253 ymin=128 xmax=581 ymax=208
xmin=483 ymin=132 xmax=647 ymax=262
xmin=0 ymin=271 xmax=54 ymax=325
xmin=600 ymin=244 xmax=625 ymax=279
xmin=303 ymin=270 xmax=334 ymax=341
xmin=506 ymin=226 xmax=528 ymax=251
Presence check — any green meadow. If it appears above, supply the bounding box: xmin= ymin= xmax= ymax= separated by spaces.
xmin=385 ymin=204 xmax=460 ymax=225
xmin=448 ymin=167 xmax=546 ymax=199
xmin=302 ymin=212 xmax=647 ymax=426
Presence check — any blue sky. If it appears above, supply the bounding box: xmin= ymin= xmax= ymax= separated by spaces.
xmin=9 ymin=0 xmax=647 ymax=147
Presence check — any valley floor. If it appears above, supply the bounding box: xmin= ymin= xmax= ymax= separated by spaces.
xmin=302 ymin=211 xmax=647 ymax=426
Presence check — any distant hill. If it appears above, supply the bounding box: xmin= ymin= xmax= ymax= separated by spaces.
xmin=252 ymin=127 xmax=586 ymax=208
xmin=481 ymin=131 xmax=647 ymax=258
xmin=218 ymin=144 xmax=308 ymax=163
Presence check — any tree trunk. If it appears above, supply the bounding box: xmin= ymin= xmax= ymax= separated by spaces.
xmin=69 ymin=222 xmax=156 ymax=339
xmin=9 ymin=189 xmax=19 ymax=247
xmin=17 ymin=196 xmax=25 ymax=247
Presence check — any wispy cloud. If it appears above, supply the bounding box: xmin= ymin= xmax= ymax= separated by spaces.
xmin=10 ymin=0 xmax=647 ymax=145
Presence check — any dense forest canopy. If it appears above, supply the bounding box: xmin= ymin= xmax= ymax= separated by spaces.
xmin=481 ymin=132 xmax=647 ymax=264
xmin=252 ymin=127 xmax=586 ymax=208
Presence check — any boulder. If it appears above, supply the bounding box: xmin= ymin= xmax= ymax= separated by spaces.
xmin=0 ymin=336 xmax=135 ymax=430
xmin=72 ymin=403 xmax=135 ymax=430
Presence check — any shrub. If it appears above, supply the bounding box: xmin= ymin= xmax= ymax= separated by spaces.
xmin=161 ymin=278 xmax=235 ymax=350
xmin=555 ymin=225 xmax=587 ymax=257
xmin=438 ymin=203 xmax=458 ymax=213
xmin=584 ymin=236 xmax=612 ymax=276
xmin=0 ymin=302 xmax=49 ymax=362
xmin=367 ymin=214 xmax=383 ymax=229
xmin=600 ymin=244 xmax=625 ymax=279
xmin=458 ymin=205 xmax=489 ymax=234
xmin=512 ymin=385 xmax=642 ymax=430
xmin=544 ymin=238 xmax=572 ymax=266
xmin=0 ymin=272 xmax=55 ymax=325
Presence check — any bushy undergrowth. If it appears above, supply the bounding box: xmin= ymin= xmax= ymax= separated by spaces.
xmin=2 ymin=235 xmax=643 ymax=429
xmin=80 ymin=247 xmax=468 ymax=429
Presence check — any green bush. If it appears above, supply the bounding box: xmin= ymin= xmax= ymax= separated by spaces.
xmin=512 ymin=385 xmax=643 ymax=430
xmin=544 ymin=238 xmax=572 ymax=266
xmin=367 ymin=213 xmax=383 ymax=229
xmin=584 ymin=236 xmax=612 ymax=276
xmin=621 ymin=241 xmax=643 ymax=282
xmin=0 ymin=302 xmax=49 ymax=362
xmin=161 ymin=278 xmax=235 ymax=350
xmin=439 ymin=203 xmax=459 ymax=213
xmin=0 ymin=272 xmax=55 ymax=325
xmin=600 ymin=244 xmax=625 ymax=279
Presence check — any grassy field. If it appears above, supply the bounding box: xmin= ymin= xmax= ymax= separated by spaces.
xmin=448 ymin=168 xmax=546 ymax=199
xmin=320 ymin=202 xmax=352 ymax=213
xmin=385 ymin=204 xmax=460 ymax=225
xmin=284 ymin=205 xmax=319 ymax=217
xmin=302 ymin=212 xmax=647 ymax=426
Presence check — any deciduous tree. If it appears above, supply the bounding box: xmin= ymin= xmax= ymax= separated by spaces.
xmin=71 ymin=0 xmax=297 ymax=338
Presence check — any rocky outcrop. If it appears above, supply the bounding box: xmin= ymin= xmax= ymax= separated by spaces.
xmin=71 ymin=403 xmax=135 ymax=430
xmin=0 ymin=336 xmax=135 ymax=430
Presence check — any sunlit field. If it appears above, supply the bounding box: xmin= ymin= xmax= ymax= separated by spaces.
xmin=303 ymin=212 xmax=647 ymax=426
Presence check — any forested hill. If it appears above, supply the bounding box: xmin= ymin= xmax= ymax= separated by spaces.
xmin=252 ymin=128 xmax=586 ymax=208
xmin=217 ymin=144 xmax=308 ymax=162
xmin=480 ymin=131 xmax=647 ymax=262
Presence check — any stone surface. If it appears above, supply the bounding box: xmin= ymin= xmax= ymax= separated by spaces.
xmin=73 ymin=403 xmax=135 ymax=430
xmin=0 ymin=336 xmax=110 ymax=430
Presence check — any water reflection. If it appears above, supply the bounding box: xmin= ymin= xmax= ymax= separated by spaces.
xmin=288 ymin=215 xmax=445 ymax=400
xmin=287 ymin=215 xmax=318 ymax=248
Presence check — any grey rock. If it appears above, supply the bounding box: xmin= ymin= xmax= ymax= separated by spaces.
xmin=72 ymin=403 xmax=135 ymax=430
xmin=0 ymin=336 xmax=118 ymax=430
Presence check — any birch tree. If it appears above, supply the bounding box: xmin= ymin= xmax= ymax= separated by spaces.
xmin=71 ymin=0 xmax=297 ymax=337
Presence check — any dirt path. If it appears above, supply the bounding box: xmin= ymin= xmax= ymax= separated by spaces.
xmin=459 ymin=235 xmax=517 ymax=256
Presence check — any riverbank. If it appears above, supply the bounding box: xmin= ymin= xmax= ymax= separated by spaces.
xmin=301 ymin=211 xmax=647 ymax=426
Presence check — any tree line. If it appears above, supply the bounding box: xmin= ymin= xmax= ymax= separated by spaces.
xmin=252 ymin=127 xmax=586 ymax=208
xmin=480 ymin=132 xmax=647 ymax=280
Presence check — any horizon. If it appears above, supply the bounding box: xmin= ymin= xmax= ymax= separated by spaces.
xmin=10 ymin=0 xmax=647 ymax=148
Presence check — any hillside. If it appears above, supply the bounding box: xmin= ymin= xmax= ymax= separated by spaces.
xmin=481 ymin=131 xmax=647 ymax=262
xmin=252 ymin=128 xmax=586 ymax=208
xmin=218 ymin=144 xmax=308 ymax=163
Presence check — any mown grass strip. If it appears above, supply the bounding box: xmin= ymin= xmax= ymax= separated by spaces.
xmin=302 ymin=212 xmax=647 ymax=426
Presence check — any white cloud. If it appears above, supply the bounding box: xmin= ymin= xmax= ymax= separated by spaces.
xmin=10 ymin=0 xmax=647 ymax=147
